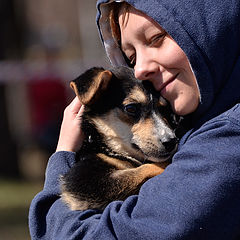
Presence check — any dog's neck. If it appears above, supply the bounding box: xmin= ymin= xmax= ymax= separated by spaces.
xmin=78 ymin=133 xmax=142 ymax=167
xmin=102 ymin=147 xmax=143 ymax=167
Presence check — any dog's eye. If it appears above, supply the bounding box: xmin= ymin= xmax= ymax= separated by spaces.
xmin=124 ymin=104 xmax=139 ymax=116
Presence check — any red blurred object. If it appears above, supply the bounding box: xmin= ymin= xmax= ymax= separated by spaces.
xmin=28 ymin=74 xmax=67 ymax=151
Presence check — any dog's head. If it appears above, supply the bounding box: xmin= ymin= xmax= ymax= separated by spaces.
xmin=71 ymin=66 xmax=180 ymax=164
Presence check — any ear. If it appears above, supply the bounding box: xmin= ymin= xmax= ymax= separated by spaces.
xmin=70 ymin=67 xmax=112 ymax=105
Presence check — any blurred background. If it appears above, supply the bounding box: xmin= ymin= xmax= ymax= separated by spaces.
xmin=0 ymin=0 xmax=109 ymax=239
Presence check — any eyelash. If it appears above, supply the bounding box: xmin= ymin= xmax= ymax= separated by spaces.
xmin=129 ymin=55 xmax=136 ymax=67
xmin=149 ymin=32 xmax=167 ymax=46
xmin=123 ymin=52 xmax=136 ymax=68
xmin=125 ymin=32 xmax=167 ymax=67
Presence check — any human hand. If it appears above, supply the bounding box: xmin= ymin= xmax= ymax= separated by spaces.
xmin=56 ymin=96 xmax=85 ymax=152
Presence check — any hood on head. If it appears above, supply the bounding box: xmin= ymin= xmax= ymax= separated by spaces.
xmin=96 ymin=0 xmax=240 ymax=120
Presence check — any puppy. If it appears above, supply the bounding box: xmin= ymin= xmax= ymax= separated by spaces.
xmin=61 ymin=66 xmax=181 ymax=211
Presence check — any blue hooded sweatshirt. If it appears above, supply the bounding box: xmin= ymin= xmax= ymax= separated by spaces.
xmin=29 ymin=0 xmax=240 ymax=239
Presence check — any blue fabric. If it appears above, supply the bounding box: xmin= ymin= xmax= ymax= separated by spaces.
xmin=96 ymin=0 xmax=240 ymax=119
xmin=29 ymin=0 xmax=240 ymax=239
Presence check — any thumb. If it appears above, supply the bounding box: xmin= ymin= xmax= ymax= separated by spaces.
xmin=76 ymin=105 xmax=85 ymax=120
xmin=69 ymin=96 xmax=82 ymax=113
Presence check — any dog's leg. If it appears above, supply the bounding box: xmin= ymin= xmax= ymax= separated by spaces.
xmin=61 ymin=162 xmax=169 ymax=211
xmin=112 ymin=162 xmax=168 ymax=182
xmin=110 ymin=162 xmax=169 ymax=199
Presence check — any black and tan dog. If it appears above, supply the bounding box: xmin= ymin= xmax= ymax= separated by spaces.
xmin=61 ymin=66 xmax=181 ymax=211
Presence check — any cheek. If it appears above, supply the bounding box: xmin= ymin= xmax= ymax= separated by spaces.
xmin=171 ymin=85 xmax=200 ymax=115
xmin=161 ymin=38 xmax=188 ymax=69
xmin=164 ymin=41 xmax=199 ymax=115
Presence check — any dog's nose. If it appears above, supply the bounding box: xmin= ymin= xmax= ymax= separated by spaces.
xmin=162 ymin=137 xmax=178 ymax=152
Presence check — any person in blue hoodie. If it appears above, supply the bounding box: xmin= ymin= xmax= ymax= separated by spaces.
xmin=29 ymin=0 xmax=240 ymax=239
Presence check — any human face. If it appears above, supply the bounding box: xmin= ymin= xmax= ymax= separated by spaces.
xmin=119 ymin=6 xmax=200 ymax=116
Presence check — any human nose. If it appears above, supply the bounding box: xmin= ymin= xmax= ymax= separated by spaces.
xmin=134 ymin=53 xmax=159 ymax=81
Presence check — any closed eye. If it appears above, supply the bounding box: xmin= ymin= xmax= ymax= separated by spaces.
xmin=121 ymin=50 xmax=135 ymax=68
xmin=149 ymin=32 xmax=167 ymax=47
xmin=124 ymin=53 xmax=136 ymax=68
xmin=129 ymin=54 xmax=136 ymax=67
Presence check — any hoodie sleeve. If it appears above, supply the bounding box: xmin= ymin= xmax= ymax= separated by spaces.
xmin=29 ymin=108 xmax=240 ymax=240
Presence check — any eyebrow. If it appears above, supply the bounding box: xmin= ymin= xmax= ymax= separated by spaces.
xmin=121 ymin=21 xmax=163 ymax=52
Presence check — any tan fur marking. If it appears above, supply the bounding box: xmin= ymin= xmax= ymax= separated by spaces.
xmin=71 ymin=70 xmax=112 ymax=105
xmin=132 ymin=118 xmax=157 ymax=144
xmin=83 ymin=70 xmax=112 ymax=105
xmin=158 ymin=96 xmax=168 ymax=107
xmin=131 ymin=115 xmax=172 ymax=162
xmin=136 ymin=162 xmax=168 ymax=177
xmin=112 ymin=162 xmax=169 ymax=189
xmin=123 ymin=86 xmax=147 ymax=105
xmin=70 ymin=82 xmax=81 ymax=100
xmin=61 ymin=192 xmax=102 ymax=211
xmin=91 ymin=111 xmax=144 ymax=162
xmin=97 ymin=153 xmax=135 ymax=169
xmin=116 ymin=108 xmax=133 ymax=123
xmin=61 ymin=192 xmax=83 ymax=210
xmin=91 ymin=110 xmax=132 ymax=141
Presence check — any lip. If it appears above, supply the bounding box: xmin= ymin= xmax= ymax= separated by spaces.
xmin=159 ymin=73 xmax=179 ymax=93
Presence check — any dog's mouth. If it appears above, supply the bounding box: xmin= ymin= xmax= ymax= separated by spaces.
xmin=131 ymin=142 xmax=177 ymax=163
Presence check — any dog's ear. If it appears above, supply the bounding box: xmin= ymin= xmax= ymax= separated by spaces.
xmin=70 ymin=67 xmax=112 ymax=105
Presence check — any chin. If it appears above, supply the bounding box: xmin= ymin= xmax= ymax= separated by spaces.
xmin=172 ymin=107 xmax=186 ymax=116
xmin=172 ymin=100 xmax=199 ymax=116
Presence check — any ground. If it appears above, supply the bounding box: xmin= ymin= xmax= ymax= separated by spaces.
xmin=0 ymin=178 xmax=42 ymax=240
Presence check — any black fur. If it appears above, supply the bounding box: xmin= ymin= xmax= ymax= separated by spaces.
xmin=61 ymin=66 xmax=184 ymax=211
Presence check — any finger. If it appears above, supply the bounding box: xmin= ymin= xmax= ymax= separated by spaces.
xmin=69 ymin=96 xmax=82 ymax=113
xmin=76 ymin=105 xmax=84 ymax=118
